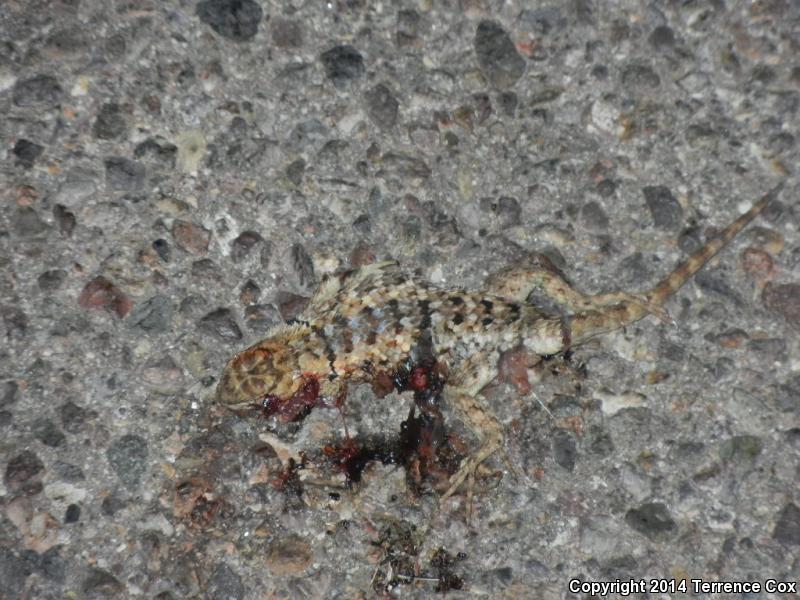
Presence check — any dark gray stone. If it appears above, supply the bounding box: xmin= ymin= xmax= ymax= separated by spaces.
xmin=519 ymin=7 xmax=565 ymax=35
xmin=291 ymin=243 xmax=316 ymax=290
xmin=1 ymin=380 xmax=19 ymax=408
xmin=621 ymin=64 xmax=661 ymax=89
xmin=101 ymin=491 xmax=127 ymax=516
xmin=364 ymin=84 xmax=399 ymax=129
xmin=106 ymin=434 xmax=149 ymax=488
xmin=773 ymin=503 xmax=800 ymax=545
xmin=93 ymin=103 xmax=127 ymax=140
xmin=152 ymin=239 xmax=171 ymax=262
xmin=474 ymin=20 xmax=525 ymax=89
xmin=64 ymin=503 xmax=81 ymax=523
xmin=642 ymin=185 xmax=682 ymax=230
xmin=196 ymin=0 xmax=263 ymax=41
xmin=552 ymin=431 xmax=577 ymax=471
xmin=2 ymin=305 xmax=28 ymax=340
xmin=625 ymin=502 xmax=676 ymax=540
xmin=198 ymin=308 xmax=243 ymax=341
xmin=31 ymin=417 xmax=66 ymax=447
xmin=379 ymin=152 xmax=431 ymax=180
xmin=287 ymin=118 xmax=329 ymax=152
xmin=0 ymin=547 xmax=32 ymax=599
xmin=497 ymin=91 xmax=517 ymax=116
xmin=480 ymin=196 xmax=521 ymax=229
xmin=13 ymin=206 xmax=49 ymax=237
xmin=580 ymin=201 xmax=609 ymax=231
xmin=105 ymin=33 xmax=127 ymax=60
xmin=38 ymin=269 xmax=68 ymax=291
xmin=649 ymin=25 xmax=675 ymax=49
xmin=46 ymin=28 xmax=89 ymax=56
xmin=695 ymin=270 xmax=741 ymax=304
xmin=134 ymin=138 xmax=178 ymax=167
xmin=207 ymin=563 xmax=245 ymax=600
xmin=13 ymin=139 xmax=44 ymax=168
xmin=53 ymin=461 xmax=85 ymax=481
xmin=4 ymin=450 xmax=44 ymax=493
xmin=231 ymin=231 xmax=264 ymax=263
xmin=396 ymin=9 xmax=421 ymax=47
xmin=83 ymin=567 xmax=124 ymax=596
xmin=321 ymin=45 xmax=365 ymax=88
xmin=285 ymin=158 xmax=306 ymax=186
xmin=719 ymin=435 xmax=763 ymax=464
xmin=126 ymin=295 xmax=173 ymax=332
xmin=270 ymin=17 xmax=303 ymax=48
xmin=104 ymin=157 xmax=146 ymax=191
xmin=588 ymin=426 xmax=614 ymax=457
xmin=60 ymin=400 xmax=97 ymax=433
xmin=244 ymin=304 xmax=281 ymax=331
xmin=13 ymin=74 xmax=62 ymax=107
xmin=191 ymin=258 xmax=223 ymax=283
xmin=28 ymin=546 xmax=67 ymax=583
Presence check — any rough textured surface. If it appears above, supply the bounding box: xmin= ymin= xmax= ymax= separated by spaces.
xmin=1 ymin=1 xmax=798 ymax=598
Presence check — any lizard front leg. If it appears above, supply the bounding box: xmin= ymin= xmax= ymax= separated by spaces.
xmin=440 ymin=351 xmax=508 ymax=502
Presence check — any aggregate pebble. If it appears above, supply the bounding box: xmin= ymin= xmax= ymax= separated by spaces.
xmin=106 ymin=434 xmax=149 ymax=489
xmin=474 ymin=20 xmax=526 ymax=89
xmin=172 ymin=220 xmax=211 ymax=254
xmin=198 ymin=308 xmax=243 ymax=341
xmin=642 ymin=185 xmax=683 ymax=231
xmin=93 ymin=103 xmax=128 ymax=140
xmin=364 ymin=83 xmax=399 ymax=130
xmin=773 ymin=503 xmax=800 ymax=546
xmin=196 ymin=0 xmax=263 ymax=42
xmin=625 ymin=502 xmax=677 ymax=541
xmin=762 ymin=282 xmax=800 ymax=327
xmin=12 ymin=139 xmax=44 ymax=168
xmin=4 ymin=451 xmax=45 ymax=495
xmin=104 ymin=157 xmax=146 ymax=191
xmin=78 ymin=276 xmax=132 ymax=318
xmin=126 ymin=295 xmax=174 ymax=332
xmin=12 ymin=75 xmax=62 ymax=107
xmin=320 ymin=45 xmax=365 ymax=89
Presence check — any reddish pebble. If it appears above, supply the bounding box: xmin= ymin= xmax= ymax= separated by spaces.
xmin=741 ymin=246 xmax=774 ymax=280
xmin=498 ymin=346 xmax=532 ymax=395
xmin=172 ymin=219 xmax=210 ymax=254
xmin=78 ymin=276 xmax=132 ymax=318
xmin=15 ymin=185 xmax=38 ymax=206
xmin=276 ymin=291 xmax=309 ymax=322
xmin=762 ymin=283 xmax=800 ymax=328
xmin=349 ymin=242 xmax=376 ymax=267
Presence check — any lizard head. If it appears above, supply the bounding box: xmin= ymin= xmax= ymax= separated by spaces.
xmin=216 ymin=325 xmax=332 ymax=421
xmin=216 ymin=337 xmax=300 ymax=412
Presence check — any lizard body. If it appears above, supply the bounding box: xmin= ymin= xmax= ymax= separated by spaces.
xmin=217 ymin=186 xmax=781 ymax=499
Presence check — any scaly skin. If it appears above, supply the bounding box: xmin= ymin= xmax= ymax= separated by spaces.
xmin=217 ymin=185 xmax=782 ymax=501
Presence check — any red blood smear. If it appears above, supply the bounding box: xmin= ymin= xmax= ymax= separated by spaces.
xmin=267 ymin=377 xmax=320 ymax=422
xmin=409 ymin=366 xmax=429 ymax=391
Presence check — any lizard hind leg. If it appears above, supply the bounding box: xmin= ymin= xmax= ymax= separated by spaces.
xmin=439 ymin=352 xmax=515 ymax=503
xmin=486 ymin=256 xmax=670 ymax=322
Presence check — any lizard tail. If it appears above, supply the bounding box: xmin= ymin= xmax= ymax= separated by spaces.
xmin=646 ymin=183 xmax=783 ymax=307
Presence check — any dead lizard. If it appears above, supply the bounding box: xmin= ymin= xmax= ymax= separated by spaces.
xmin=217 ymin=185 xmax=782 ymax=501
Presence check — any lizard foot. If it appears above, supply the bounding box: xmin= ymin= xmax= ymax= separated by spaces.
xmin=440 ymin=444 xmax=511 ymax=503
